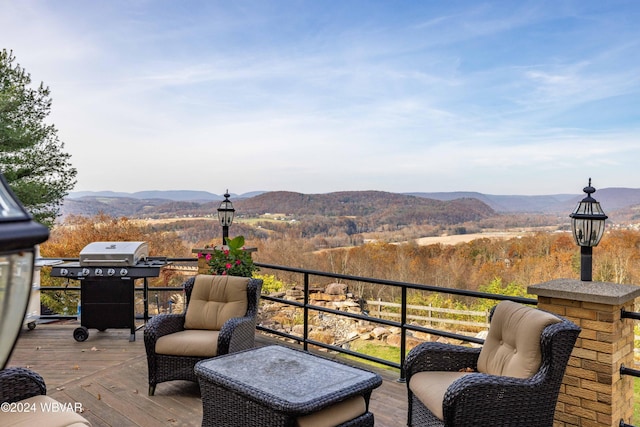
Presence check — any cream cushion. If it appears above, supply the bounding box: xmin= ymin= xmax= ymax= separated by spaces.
xmin=295 ymin=395 xmax=366 ymax=427
xmin=477 ymin=300 xmax=560 ymax=378
xmin=0 ymin=395 xmax=91 ymax=426
xmin=184 ymin=275 xmax=249 ymax=330
xmin=409 ymin=371 xmax=471 ymax=420
xmin=155 ymin=329 xmax=220 ymax=357
xmin=409 ymin=301 xmax=561 ymax=421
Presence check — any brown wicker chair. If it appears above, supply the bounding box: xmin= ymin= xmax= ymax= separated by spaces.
xmin=144 ymin=274 xmax=262 ymax=395
xmin=405 ymin=300 xmax=581 ymax=427
xmin=0 ymin=367 xmax=91 ymax=425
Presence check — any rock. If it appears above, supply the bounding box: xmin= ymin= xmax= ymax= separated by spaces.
xmin=372 ymin=327 xmax=390 ymax=339
xmin=386 ymin=334 xmax=423 ymax=350
xmin=356 ymin=326 xmax=372 ymax=334
xmin=310 ymin=293 xmax=325 ymax=302
xmin=261 ymin=303 xmax=282 ymax=313
xmin=309 ymin=330 xmax=334 ymax=345
xmin=286 ymin=289 xmax=304 ymax=298
xmin=346 ymin=331 xmax=359 ymax=340
xmin=413 ymin=331 xmax=431 ymax=341
xmin=312 ymin=292 xmax=345 ymax=302
xmin=325 ymin=283 xmax=348 ymax=295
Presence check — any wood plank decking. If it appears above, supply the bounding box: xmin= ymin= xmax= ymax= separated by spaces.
xmin=7 ymin=321 xmax=407 ymax=426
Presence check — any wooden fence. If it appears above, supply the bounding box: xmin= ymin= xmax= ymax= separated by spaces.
xmin=366 ymin=300 xmax=490 ymax=330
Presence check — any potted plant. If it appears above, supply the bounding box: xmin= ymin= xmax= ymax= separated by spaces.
xmin=197 ymin=236 xmax=258 ymax=277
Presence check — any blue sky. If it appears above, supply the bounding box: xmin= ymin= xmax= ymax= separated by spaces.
xmin=2 ymin=1 xmax=639 ymax=196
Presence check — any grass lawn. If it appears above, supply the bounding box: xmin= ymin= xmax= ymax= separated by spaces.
xmin=341 ymin=340 xmax=402 ymax=372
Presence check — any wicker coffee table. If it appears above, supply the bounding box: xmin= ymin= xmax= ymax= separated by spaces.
xmin=194 ymin=345 xmax=382 ymax=427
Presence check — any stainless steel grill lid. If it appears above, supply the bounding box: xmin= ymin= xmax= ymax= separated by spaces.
xmin=79 ymin=241 xmax=149 ymax=266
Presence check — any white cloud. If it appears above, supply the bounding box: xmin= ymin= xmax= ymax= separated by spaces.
xmin=2 ymin=0 xmax=640 ymax=194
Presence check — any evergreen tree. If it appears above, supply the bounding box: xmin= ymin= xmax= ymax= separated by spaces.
xmin=0 ymin=49 xmax=76 ymax=227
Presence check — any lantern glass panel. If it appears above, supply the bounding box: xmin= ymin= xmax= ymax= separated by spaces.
xmin=0 ymin=251 xmax=34 ymax=368
xmin=0 ymin=180 xmax=28 ymax=220
xmin=570 ymin=200 xmax=607 ymax=247
xmin=217 ymin=200 xmax=235 ymax=226
xmin=218 ymin=211 xmax=232 ymax=226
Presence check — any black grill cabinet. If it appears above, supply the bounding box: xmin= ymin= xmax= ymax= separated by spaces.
xmin=50 ymin=241 xmax=168 ymax=342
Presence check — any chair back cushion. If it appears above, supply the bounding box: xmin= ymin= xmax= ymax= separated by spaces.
xmin=477 ymin=300 xmax=560 ymax=378
xmin=184 ymin=275 xmax=249 ymax=330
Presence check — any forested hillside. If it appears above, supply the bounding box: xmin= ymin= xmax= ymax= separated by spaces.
xmin=41 ymin=210 xmax=640 ymax=308
xmin=62 ymin=190 xmax=496 ymax=223
xmin=46 ymin=189 xmax=640 ymax=313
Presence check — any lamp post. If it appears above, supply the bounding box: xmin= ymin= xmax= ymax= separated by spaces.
xmin=217 ymin=190 xmax=235 ymax=246
xmin=0 ymin=173 xmax=49 ymax=368
xmin=569 ymin=179 xmax=608 ymax=281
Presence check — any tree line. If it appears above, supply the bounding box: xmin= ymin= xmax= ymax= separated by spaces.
xmin=40 ymin=213 xmax=640 ymax=313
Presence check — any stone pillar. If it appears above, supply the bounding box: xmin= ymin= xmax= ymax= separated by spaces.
xmin=528 ymin=279 xmax=640 ymax=427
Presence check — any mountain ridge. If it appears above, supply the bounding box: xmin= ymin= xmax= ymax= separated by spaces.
xmin=67 ymin=187 xmax=640 ymax=214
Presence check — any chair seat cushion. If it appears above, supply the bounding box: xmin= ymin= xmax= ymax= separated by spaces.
xmin=0 ymin=395 xmax=91 ymax=426
xmin=156 ymin=329 xmax=220 ymax=357
xmin=295 ymin=395 xmax=367 ymax=427
xmin=409 ymin=371 xmax=472 ymax=420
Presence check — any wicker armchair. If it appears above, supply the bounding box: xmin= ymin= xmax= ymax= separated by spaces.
xmin=406 ymin=301 xmax=581 ymax=427
xmin=0 ymin=367 xmax=91 ymax=425
xmin=144 ymin=274 xmax=262 ymax=395
xmin=0 ymin=367 xmax=46 ymax=404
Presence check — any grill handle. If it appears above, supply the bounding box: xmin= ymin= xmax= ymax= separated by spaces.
xmin=80 ymin=258 xmax=130 ymax=265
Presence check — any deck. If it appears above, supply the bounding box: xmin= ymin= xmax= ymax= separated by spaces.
xmin=7 ymin=321 xmax=407 ymax=426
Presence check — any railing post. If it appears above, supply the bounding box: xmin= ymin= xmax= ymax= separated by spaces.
xmin=399 ymin=285 xmax=407 ymax=382
xmin=528 ymin=279 xmax=640 ymax=427
xmin=303 ymin=272 xmax=309 ymax=352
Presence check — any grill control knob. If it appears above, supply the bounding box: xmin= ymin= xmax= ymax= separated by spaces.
xmin=81 ymin=268 xmax=90 ymax=277
xmin=95 ymin=268 xmax=103 ymax=276
xmin=119 ymin=268 xmax=128 ymax=276
xmin=60 ymin=268 xmax=69 ymax=276
xmin=107 ymin=268 xmax=116 ymax=276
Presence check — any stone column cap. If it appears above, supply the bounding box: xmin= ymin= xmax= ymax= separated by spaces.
xmin=528 ymin=278 xmax=640 ymax=305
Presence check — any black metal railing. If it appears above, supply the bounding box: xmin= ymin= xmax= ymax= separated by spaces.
xmin=619 ymin=308 xmax=640 ymax=427
xmin=253 ymin=261 xmax=536 ymax=380
xmin=36 ymin=257 xmax=536 ymax=380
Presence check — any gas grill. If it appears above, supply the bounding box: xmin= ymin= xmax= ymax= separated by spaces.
xmin=50 ymin=241 xmax=170 ymax=342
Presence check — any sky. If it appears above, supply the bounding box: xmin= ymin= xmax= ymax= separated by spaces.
xmin=1 ymin=1 xmax=639 ymax=196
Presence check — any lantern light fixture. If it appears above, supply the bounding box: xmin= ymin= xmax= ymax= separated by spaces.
xmin=569 ymin=178 xmax=608 ymax=281
xmin=0 ymin=173 xmax=50 ymax=368
xmin=217 ymin=190 xmax=235 ymax=245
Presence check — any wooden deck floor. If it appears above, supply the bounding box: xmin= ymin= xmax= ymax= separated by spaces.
xmin=8 ymin=321 xmax=407 ymax=426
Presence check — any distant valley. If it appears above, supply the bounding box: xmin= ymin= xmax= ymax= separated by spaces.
xmin=59 ymin=188 xmax=640 ymax=255
xmin=65 ymin=187 xmax=640 ymax=219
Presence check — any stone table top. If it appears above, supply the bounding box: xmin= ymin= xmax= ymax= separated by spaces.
xmin=195 ymin=345 xmax=382 ymax=411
